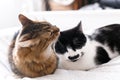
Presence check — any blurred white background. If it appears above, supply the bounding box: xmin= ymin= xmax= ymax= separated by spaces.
xmin=0 ymin=0 xmax=45 ymax=29
xmin=0 ymin=0 xmax=21 ymax=29
xmin=0 ymin=0 xmax=119 ymax=31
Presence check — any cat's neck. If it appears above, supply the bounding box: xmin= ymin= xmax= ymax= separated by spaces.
xmin=42 ymin=43 xmax=55 ymax=59
xmin=13 ymin=42 xmax=55 ymax=64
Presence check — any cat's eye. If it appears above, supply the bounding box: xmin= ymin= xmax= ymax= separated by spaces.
xmin=73 ymin=38 xmax=81 ymax=45
xmin=32 ymin=34 xmax=38 ymax=38
xmin=47 ymin=30 xmax=54 ymax=36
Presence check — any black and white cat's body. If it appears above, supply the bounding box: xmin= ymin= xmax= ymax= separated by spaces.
xmin=55 ymin=22 xmax=120 ymax=70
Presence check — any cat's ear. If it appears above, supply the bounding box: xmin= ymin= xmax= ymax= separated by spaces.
xmin=18 ymin=40 xmax=33 ymax=47
xmin=18 ymin=33 xmax=39 ymax=47
xmin=17 ymin=34 xmax=32 ymax=47
xmin=76 ymin=21 xmax=83 ymax=32
xmin=18 ymin=36 xmax=39 ymax=47
xmin=19 ymin=14 xmax=32 ymax=26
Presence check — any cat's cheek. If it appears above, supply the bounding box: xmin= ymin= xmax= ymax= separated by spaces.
xmin=62 ymin=52 xmax=71 ymax=61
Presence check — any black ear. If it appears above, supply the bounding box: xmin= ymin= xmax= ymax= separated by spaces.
xmin=19 ymin=14 xmax=32 ymax=26
xmin=76 ymin=21 xmax=83 ymax=32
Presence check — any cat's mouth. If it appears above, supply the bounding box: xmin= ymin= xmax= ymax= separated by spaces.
xmin=68 ymin=52 xmax=84 ymax=62
xmin=67 ymin=59 xmax=79 ymax=62
xmin=71 ymin=59 xmax=79 ymax=62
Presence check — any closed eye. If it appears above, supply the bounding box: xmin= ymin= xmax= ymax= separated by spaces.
xmin=48 ymin=30 xmax=54 ymax=36
xmin=46 ymin=31 xmax=53 ymax=36
xmin=73 ymin=38 xmax=81 ymax=45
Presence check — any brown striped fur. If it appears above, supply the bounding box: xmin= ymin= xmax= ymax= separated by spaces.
xmin=8 ymin=14 xmax=59 ymax=78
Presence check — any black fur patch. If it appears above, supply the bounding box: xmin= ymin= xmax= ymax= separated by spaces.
xmin=95 ymin=46 xmax=111 ymax=64
xmin=92 ymin=24 xmax=120 ymax=53
xmin=55 ymin=40 xmax=68 ymax=54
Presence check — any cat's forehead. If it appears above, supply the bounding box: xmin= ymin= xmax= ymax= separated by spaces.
xmin=23 ymin=21 xmax=53 ymax=31
xmin=33 ymin=21 xmax=52 ymax=27
xmin=20 ymin=21 xmax=52 ymax=35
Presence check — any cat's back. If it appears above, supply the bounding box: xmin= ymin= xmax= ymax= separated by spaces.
xmin=92 ymin=24 xmax=120 ymax=52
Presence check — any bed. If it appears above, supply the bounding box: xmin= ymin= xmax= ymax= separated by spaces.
xmin=0 ymin=10 xmax=120 ymax=80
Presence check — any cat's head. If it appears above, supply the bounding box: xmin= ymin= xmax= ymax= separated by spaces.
xmin=55 ymin=21 xmax=86 ymax=62
xmin=16 ymin=14 xmax=60 ymax=51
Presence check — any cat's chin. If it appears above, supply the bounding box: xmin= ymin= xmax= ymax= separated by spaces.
xmin=69 ymin=59 xmax=79 ymax=62
xmin=51 ymin=38 xmax=59 ymax=50
xmin=53 ymin=33 xmax=60 ymax=44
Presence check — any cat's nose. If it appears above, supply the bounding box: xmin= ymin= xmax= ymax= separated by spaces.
xmin=68 ymin=54 xmax=80 ymax=62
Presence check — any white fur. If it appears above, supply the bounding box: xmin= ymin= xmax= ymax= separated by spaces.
xmin=57 ymin=36 xmax=119 ymax=70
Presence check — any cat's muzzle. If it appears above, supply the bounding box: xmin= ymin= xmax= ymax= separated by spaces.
xmin=68 ymin=54 xmax=80 ymax=62
xmin=68 ymin=52 xmax=84 ymax=62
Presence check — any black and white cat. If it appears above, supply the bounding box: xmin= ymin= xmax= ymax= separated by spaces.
xmin=55 ymin=22 xmax=120 ymax=70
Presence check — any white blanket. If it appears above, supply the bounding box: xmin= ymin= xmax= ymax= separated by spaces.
xmin=0 ymin=26 xmax=120 ymax=80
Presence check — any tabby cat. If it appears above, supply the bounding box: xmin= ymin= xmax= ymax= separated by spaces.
xmin=55 ymin=22 xmax=120 ymax=70
xmin=8 ymin=14 xmax=60 ymax=78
